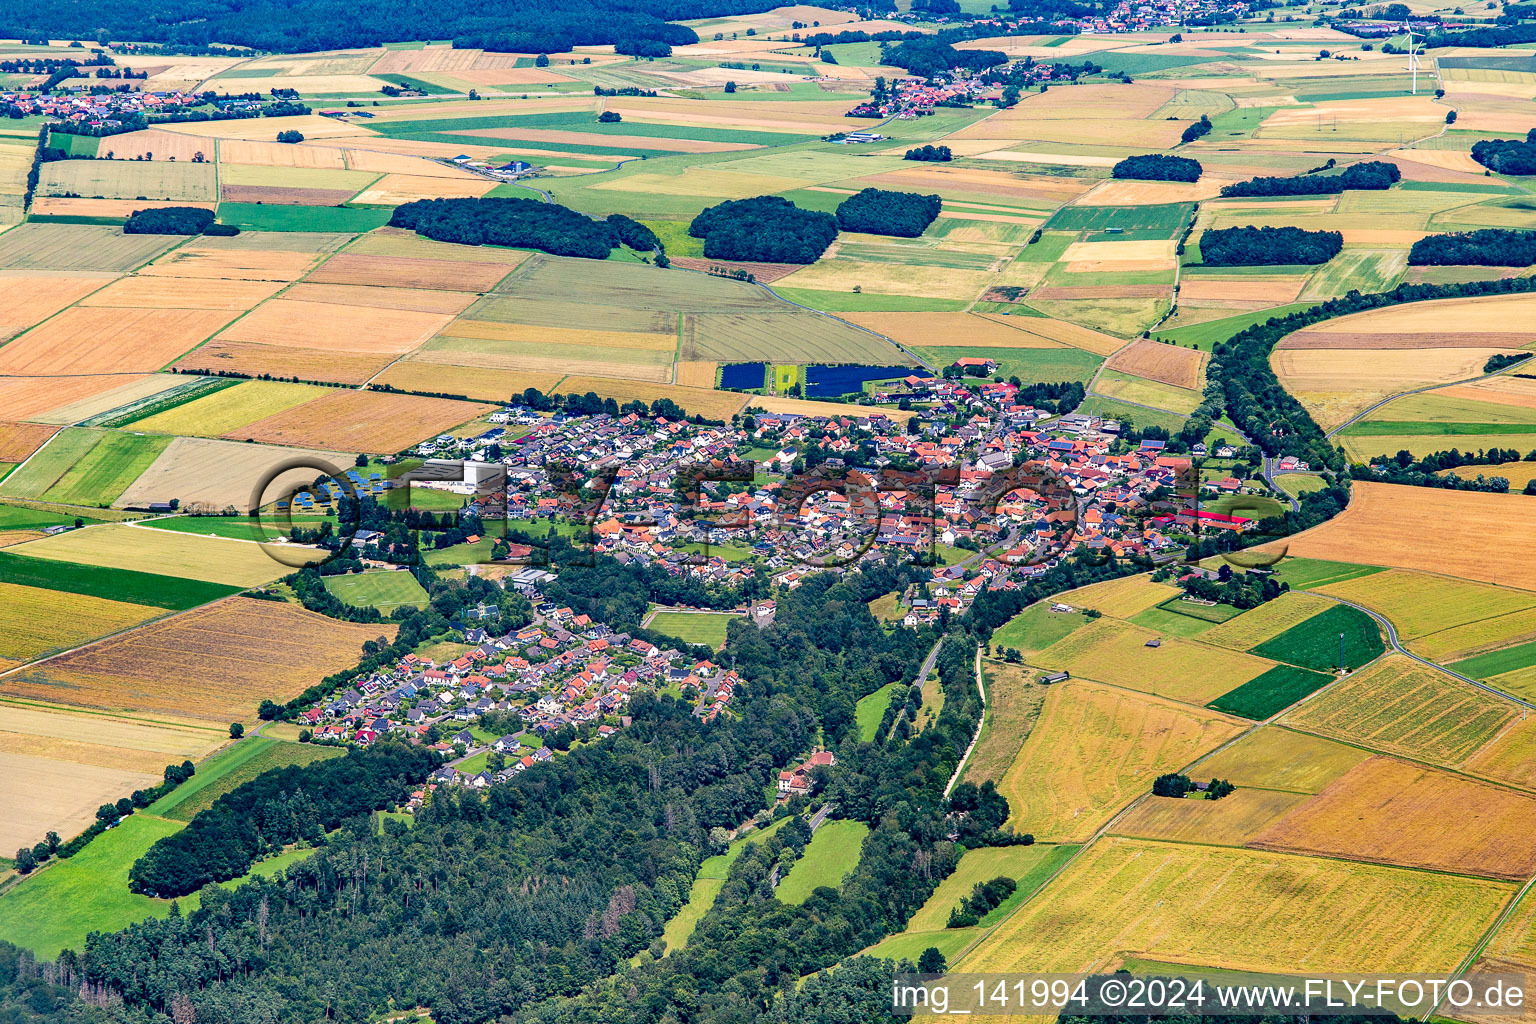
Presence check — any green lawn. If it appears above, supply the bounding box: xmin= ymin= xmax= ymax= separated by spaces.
xmin=150 ymin=736 xmax=345 ymax=821
xmin=856 ymin=681 xmax=901 ymax=742
xmin=1207 ymin=664 xmax=1335 ymax=719
xmin=776 ymin=819 xmax=869 ymax=905
xmin=143 ymin=514 xmax=337 ymax=542
xmin=324 ymin=570 xmax=429 ymax=612
xmin=0 ymin=503 xmax=102 ymax=531
xmin=915 ymin=345 xmax=1103 ymax=385
xmin=1153 ymin=303 xmax=1316 ymax=352
xmin=1251 ymin=603 xmax=1385 ymax=672
xmin=648 ymin=610 xmax=735 ymax=649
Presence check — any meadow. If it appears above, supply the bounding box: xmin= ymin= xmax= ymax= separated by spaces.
xmin=775 ymin=819 xmax=869 ymax=905
xmin=149 ymin=735 xmax=345 ymax=821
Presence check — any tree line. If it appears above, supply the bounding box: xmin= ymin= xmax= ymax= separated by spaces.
xmin=1409 ymin=228 xmax=1536 ymax=266
xmin=390 ymin=196 xmax=635 ymax=259
xmin=1219 ymin=159 xmax=1399 ymax=197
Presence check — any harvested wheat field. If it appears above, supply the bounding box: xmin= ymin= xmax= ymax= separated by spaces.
xmin=0 ymin=421 xmax=57 ymax=462
xmin=0 ymin=581 xmax=164 ymax=667
xmin=371 ymin=359 xmax=564 ymax=402
xmin=0 ymin=307 xmax=234 ymax=374
xmin=0 ymin=701 xmax=225 ymax=768
xmin=1080 ymin=177 xmax=1228 ymax=205
xmin=1273 ymin=349 xmax=1506 ymax=430
xmin=280 ymin=283 xmax=475 ymax=315
xmin=747 ymin=394 xmax=914 ymax=421
xmin=215 ymin=299 xmax=456 ymax=355
xmin=7 ymin=524 xmax=297 ymax=586
xmin=1274 ymin=482 xmax=1536 ymax=590
xmin=1 ymin=597 xmax=395 ymax=722
xmin=1113 ymin=787 xmax=1309 ymax=847
xmin=344 ymin=226 xmax=534 ymax=263
xmin=117 ymin=435 xmax=352 ymax=512
xmin=1062 ymin=575 xmax=1180 ymax=618
xmin=1106 ymin=338 xmax=1204 ymax=389
xmin=1252 ymin=756 xmax=1536 ymax=880
xmin=1033 ymin=617 xmax=1275 ymax=705
xmin=174 ymin=340 xmax=393 ymax=386
xmin=845 ymin=311 xmax=1067 ymax=349
xmin=1195 ymin=725 xmax=1373 ymax=795
xmin=979 ymin=314 xmax=1126 ymax=356
xmin=0 ymin=374 xmax=178 ymax=424
xmin=92 ymin=129 xmax=214 ymax=162
xmin=307 ymin=252 xmax=519 ymax=292
xmin=998 ymin=678 xmax=1245 ymax=841
xmin=219 ymin=138 xmax=349 ymax=168
xmin=1306 ymin=293 xmax=1536 ymax=337
xmin=674 ymin=361 xmax=717 ymax=388
xmin=1283 ymin=653 xmax=1516 ymax=768
xmin=563 ymin=377 xmax=750 ymax=420
xmin=352 ymin=173 xmax=496 ymax=205
xmin=29 ymin=197 xmax=215 ymax=219
xmin=1314 ymin=568 xmax=1536 ymax=643
xmin=0 ymin=273 xmax=114 ymax=338
xmin=140 ymin=247 xmax=322 ymax=282
xmin=1180 ymin=276 xmax=1307 ymax=303
xmin=79 ymin=275 xmax=284 ymax=311
xmin=1062 ymin=240 xmax=1177 ymax=263
xmin=0 ymin=750 xmax=157 ymax=858
xmin=960 ymin=836 xmax=1514 ymax=975
xmin=231 ymin=389 xmax=493 ymax=453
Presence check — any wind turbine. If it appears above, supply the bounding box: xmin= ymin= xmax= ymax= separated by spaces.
xmin=1404 ymin=19 xmax=1423 ymax=95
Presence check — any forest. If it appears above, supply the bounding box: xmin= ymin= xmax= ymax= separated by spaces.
xmin=389 ymin=196 xmax=622 ymax=258
xmin=834 ymin=187 xmax=942 ymax=237
xmin=1409 ymin=227 xmax=1536 ymax=266
xmin=1111 ymin=154 xmax=1202 ymax=182
xmin=123 ymin=206 xmax=236 ymax=235
xmin=904 ymin=144 xmax=952 ymax=161
xmin=879 ymin=37 xmax=1007 ymax=76
xmin=1218 ymin=160 xmax=1400 ymax=197
xmin=0 ymin=0 xmax=806 ymax=55
xmin=688 ymin=195 xmax=838 ymax=263
xmin=1198 ymin=225 xmax=1343 ymax=266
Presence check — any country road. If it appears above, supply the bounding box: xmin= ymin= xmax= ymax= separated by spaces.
xmin=1318 ymin=594 xmax=1536 ymax=711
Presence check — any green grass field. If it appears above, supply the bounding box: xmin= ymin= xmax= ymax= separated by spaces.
xmin=1077 ymin=395 xmax=1186 ymax=433
xmin=1154 ymin=303 xmax=1315 ymax=352
xmin=142 ymin=514 xmax=336 ymax=542
xmin=1450 ymin=639 xmax=1536 ymax=680
xmin=0 ymin=503 xmax=102 ymax=531
xmin=776 ymin=819 xmax=870 ymax=905
xmin=1045 ymin=203 xmax=1193 ymax=240
xmin=1268 ymin=557 xmax=1386 ymax=592
xmin=905 ymin=843 xmax=1080 ymax=932
xmin=1251 ymin=603 xmax=1385 ymax=672
xmin=991 ymin=603 xmax=1090 ymax=657
xmin=1207 ymin=664 xmax=1335 ymax=719
xmin=0 ymin=814 xmax=183 ymax=958
xmin=772 ymin=287 xmax=970 ymax=313
xmin=324 ymin=570 xmax=430 ymax=612
xmin=39 ymin=432 xmax=170 ymax=507
xmin=914 ymin=346 xmax=1103 ymax=385
xmin=856 ymin=681 xmax=902 ymax=742
xmin=150 ymin=736 xmax=345 ymax=821
xmin=217 ymin=203 xmax=393 ymax=232
xmin=0 ymin=549 xmax=241 ymax=609
xmin=648 ymin=610 xmax=734 ymax=649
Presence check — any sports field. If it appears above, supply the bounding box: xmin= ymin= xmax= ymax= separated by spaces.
xmin=323 ymin=570 xmax=429 ymax=612
xmin=648 ymin=609 xmax=735 ymax=649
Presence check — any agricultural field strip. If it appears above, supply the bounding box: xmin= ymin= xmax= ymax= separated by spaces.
xmin=937 ymin=581 xmax=1409 ymax=968
xmin=1321 ymin=358 xmax=1536 ymax=441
